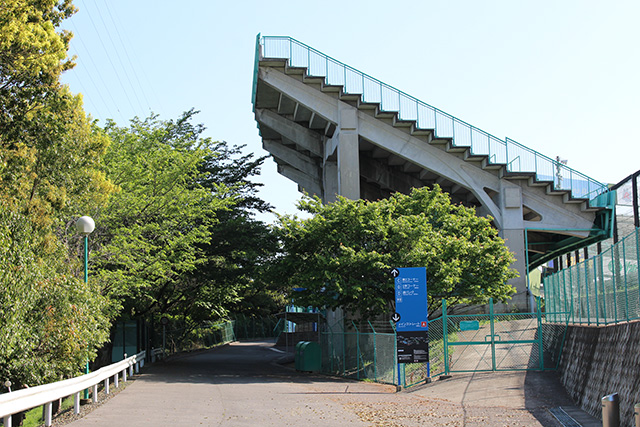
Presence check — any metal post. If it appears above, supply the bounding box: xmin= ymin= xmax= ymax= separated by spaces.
xmin=623 ymin=239 xmax=629 ymax=321
xmin=490 ymin=298 xmax=496 ymax=371
xmin=634 ymin=402 xmax=640 ymax=427
xmin=594 ymin=258 xmax=600 ymax=326
xmin=602 ymin=393 xmax=620 ymax=427
xmin=443 ymin=299 xmax=449 ymax=376
xmin=83 ymin=235 xmax=90 ymax=401
xmin=537 ymin=297 xmax=544 ymax=370
xmin=369 ymin=321 xmax=377 ymax=382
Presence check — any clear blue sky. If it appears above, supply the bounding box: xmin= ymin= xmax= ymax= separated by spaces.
xmin=61 ymin=0 xmax=640 ymax=221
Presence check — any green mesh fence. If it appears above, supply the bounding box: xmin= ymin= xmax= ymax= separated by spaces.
xmin=231 ymin=314 xmax=283 ymax=340
xmin=320 ymin=321 xmax=397 ymax=385
xmin=544 ymin=228 xmax=640 ymax=325
xmin=316 ymin=298 xmax=567 ymax=387
xmin=162 ymin=320 xmax=236 ymax=354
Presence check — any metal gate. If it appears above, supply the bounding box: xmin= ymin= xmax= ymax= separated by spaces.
xmin=442 ymin=299 xmax=546 ymax=373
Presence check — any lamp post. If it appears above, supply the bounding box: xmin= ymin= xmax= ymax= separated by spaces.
xmin=75 ymin=216 xmax=95 ymax=401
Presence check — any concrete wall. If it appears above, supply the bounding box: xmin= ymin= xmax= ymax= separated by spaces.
xmin=559 ymin=321 xmax=640 ymax=425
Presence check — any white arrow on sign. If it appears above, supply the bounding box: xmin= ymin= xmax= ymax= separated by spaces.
xmin=391 ymin=312 xmax=401 ymax=322
xmin=391 ymin=268 xmax=400 ymax=278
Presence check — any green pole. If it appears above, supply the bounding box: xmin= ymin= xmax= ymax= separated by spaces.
xmin=490 ymin=298 xmax=496 ymax=371
xmin=83 ymin=236 xmax=90 ymax=400
xmin=442 ymin=299 xmax=449 ymax=376
xmin=537 ymin=297 xmax=544 ymax=370
xmin=369 ymin=321 xmax=377 ymax=382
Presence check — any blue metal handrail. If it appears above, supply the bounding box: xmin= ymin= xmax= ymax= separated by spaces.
xmin=255 ymin=35 xmax=608 ymax=201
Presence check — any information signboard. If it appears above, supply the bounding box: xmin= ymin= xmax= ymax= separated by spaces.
xmin=392 ymin=267 xmax=429 ymax=364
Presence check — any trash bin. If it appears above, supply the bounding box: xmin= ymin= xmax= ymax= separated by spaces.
xmin=294 ymin=341 xmax=306 ymax=371
xmin=296 ymin=341 xmax=321 ymax=372
xmin=602 ymin=393 xmax=620 ymax=427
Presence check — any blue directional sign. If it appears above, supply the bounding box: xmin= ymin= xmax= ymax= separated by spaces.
xmin=393 ymin=267 xmax=429 ymax=364
xmin=394 ymin=267 xmax=428 ymax=332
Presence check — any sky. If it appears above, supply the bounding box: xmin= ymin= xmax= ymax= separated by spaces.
xmin=60 ymin=0 xmax=640 ymax=222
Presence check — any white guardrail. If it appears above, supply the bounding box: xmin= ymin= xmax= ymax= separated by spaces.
xmin=0 ymin=350 xmax=147 ymax=427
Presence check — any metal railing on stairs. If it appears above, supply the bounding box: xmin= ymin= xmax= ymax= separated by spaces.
xmin=253 ymin=35 xmax=608 ymax=202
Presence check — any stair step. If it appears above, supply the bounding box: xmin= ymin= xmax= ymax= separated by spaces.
xmin=392 ymin=116 xmax=413 ymax=128
xmin=284 ymin=64 xmax=306 ymax=76
xmin=445 ymin=142 xmax=468 ymax=153
xmin=481 ymin=158 xmax=506 ymax=170
xmin=528 ymin=177 xmax=553 ymax=187
xmin=375 ymin=107 xmax=396 ymax=119
xmin=303 ymin=75 xmax=325 ymax=85
xmin=260 ymin=58 xmax=288 ymax=68
xmin=464 ymin=150 xmax=486 ymax=162
xmin=410 ymin=124 xmax=433 ymax=138
xmin=502 ymin=170 xmax=536 ymax=180
xmin=339 ymin=92 xmax=361 ymax=102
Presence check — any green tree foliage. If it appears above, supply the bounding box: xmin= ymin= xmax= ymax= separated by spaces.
xmin=0 ymin=0 xmax=114 ymax=389
xmin=93 ymin=111 xmax=231 ymax=320
xmin=273 ymin=186 xmax=518 ymax=319
xmin=94 ymin=113 xmax=282 ymax=332
xmin=0 ymin=0 xmax=113 ymax=231
xmin=0 ymin=205 xmax=109 ymax=388
xmin=195 ymin=142 xmax=282 ymax=319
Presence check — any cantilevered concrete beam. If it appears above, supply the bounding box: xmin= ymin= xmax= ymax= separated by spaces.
xmin=277 ymin=164 xmax=322 ymax=197
xmin=255 ymin=108 xmax=323 ymax=157
xmin=263 ymin=140 xmax=321 ymax=180
xmin=359 ymin=157 xmax=423 ymax=195
xmin=259 ymin=68 xmax=338 ymax=124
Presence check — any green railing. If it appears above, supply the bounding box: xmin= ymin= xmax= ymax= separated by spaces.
xmin=545 ymin=227 xmax=640 ymax=325
xmin=255 ymin=35 xmax=608 ymax=201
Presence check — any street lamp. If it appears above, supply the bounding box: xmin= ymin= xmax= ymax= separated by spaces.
xmin=75 ymin=216 xmax=95 ymax=401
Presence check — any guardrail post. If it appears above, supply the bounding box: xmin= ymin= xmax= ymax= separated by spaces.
xmin=74 ymin=392 xmax=80 ymax=414
xmin=602 ymin=393 xmax=620 ymax=427
xmin=92 ymin=384 xmax=98 ymax=403
xmin=44 ymin=402 xmax=52 ymax=426
xmin=114 ymin=373 xmax=119 ymax=388
xmin=129 ymin=364 xmax=134 ymax=378
xmin=122 ymin=368 xmax=127 ymax=382
xmin=104 ymin=377 xmax=110 ymax=394
xmin=4 ymin=415 xmax=11 ymax=427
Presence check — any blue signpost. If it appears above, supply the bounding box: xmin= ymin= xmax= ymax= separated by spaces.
xmin=392 ymin=267 xmax=429 ymax=385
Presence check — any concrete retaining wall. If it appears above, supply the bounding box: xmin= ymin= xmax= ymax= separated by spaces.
xmin=559 ymin=320 xmax=640 ymax=425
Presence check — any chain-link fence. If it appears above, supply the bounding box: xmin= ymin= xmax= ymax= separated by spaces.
xmin=320 ymin=320 xmax=397 ymax=385
xmin=231 ymin=314 xmax=283 ymax=340
xmin=160 ymin=320 xmax=235 ymax=354
xmin=545 ymin=227 xmax=640 ymax=325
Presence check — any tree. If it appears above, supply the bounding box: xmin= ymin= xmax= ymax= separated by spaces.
xmin=1 ymin=0 xmax=113 ymax=231
xmin=0 ymin=204 xmax=110 ymax=388
xmin=194 ymin=141 xmax=282 ymax=319
xmin=92 ymin=111 xmax=231 ymax=323
xmin=0 ymin=0 xmax=114 ymax=391
xmin=273 ymin=186 xmax=518 ymax=319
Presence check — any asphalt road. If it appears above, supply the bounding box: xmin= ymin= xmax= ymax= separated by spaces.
xmin=66 ymin=340 xmax=600 ymax=426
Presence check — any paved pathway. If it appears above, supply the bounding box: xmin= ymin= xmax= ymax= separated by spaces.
xmin=67 ymin=340 xmax=600 ymax=426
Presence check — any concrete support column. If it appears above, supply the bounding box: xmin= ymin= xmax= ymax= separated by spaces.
xmin=323 ymin=159 xmax=339 ymax=203
xmin=336 ymin=106 xmax=360 ymax=200
xmin=499 ymin=186 xmax=529 ymax=311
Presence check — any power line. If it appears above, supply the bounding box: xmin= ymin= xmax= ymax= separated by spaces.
xmin=83 ymin=2 xmax=138 ymax=115
xmin=100 ymin=0 xmax=156 ymax=113
xmin=68 ymin=20 xmax=125 ymax=123
xmin=91 ymin=0 xmax=145 ymax=113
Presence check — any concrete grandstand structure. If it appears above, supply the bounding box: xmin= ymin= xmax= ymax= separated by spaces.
xmin=251 ymin=35 xmax=614 ymax=310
